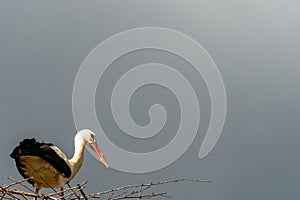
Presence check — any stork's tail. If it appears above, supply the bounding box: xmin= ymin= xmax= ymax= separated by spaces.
xmin=10 ymin=138 xmax=38 ymax=158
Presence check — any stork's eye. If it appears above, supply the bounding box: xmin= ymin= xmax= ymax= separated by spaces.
xmin=91 ymin=134 xmax=95 ymax=140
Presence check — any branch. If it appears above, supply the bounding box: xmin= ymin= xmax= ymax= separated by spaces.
xmin=0 ymin=177 xmax=211 ymax=199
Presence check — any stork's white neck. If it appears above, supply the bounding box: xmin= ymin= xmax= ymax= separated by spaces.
xmin=68 ymin=134 xmax=86 ymax=179
xmin=71 ymin=136 xmax=86 ymax=160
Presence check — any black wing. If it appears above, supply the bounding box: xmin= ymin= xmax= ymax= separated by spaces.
xmin=10 ymin=138 xmax=72 ymax=181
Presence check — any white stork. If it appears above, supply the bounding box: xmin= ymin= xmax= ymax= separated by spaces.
xmin=10 ymin=129 xmax=109 ymax=199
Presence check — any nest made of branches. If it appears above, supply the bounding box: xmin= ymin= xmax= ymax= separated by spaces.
xmin=0 ymin=177 xmax=210 ymax=200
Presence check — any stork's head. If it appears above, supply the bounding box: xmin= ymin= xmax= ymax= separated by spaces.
xmin=76 ymin=129 xmax=109 ymax=168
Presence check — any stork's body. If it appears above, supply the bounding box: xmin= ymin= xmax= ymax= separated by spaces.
xmin=10 ymin=129 xmax=109 ymax=198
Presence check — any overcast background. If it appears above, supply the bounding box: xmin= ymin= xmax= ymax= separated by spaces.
xmin=0 ymin=1 xmax=299 ymax=199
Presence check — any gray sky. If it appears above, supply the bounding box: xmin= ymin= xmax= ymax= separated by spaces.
xmin=0 ymin=1 xmax=299 ymax=199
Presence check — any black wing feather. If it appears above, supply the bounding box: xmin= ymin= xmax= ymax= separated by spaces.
xmin=10 ymin=138 xmax=72 ymax=181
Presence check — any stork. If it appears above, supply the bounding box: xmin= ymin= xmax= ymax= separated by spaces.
xmin=10 ymin=129 xmax=109 ymax=199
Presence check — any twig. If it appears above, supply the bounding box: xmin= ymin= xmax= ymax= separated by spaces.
xmin=77 ymin=184 xmax=88 ymax=200
xmin=6 ymin=177 xmax=35 ymax=193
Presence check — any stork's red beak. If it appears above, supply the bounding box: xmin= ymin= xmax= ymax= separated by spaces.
xmin=90 ymin=143 xmax=109 ymax=168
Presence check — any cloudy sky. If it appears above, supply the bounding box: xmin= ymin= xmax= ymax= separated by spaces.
xmin=0 ymin=1 xmax=299 ymax=199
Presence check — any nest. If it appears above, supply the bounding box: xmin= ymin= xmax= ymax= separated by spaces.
xmin=0 ymin=177 xmax=210 ymax=199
